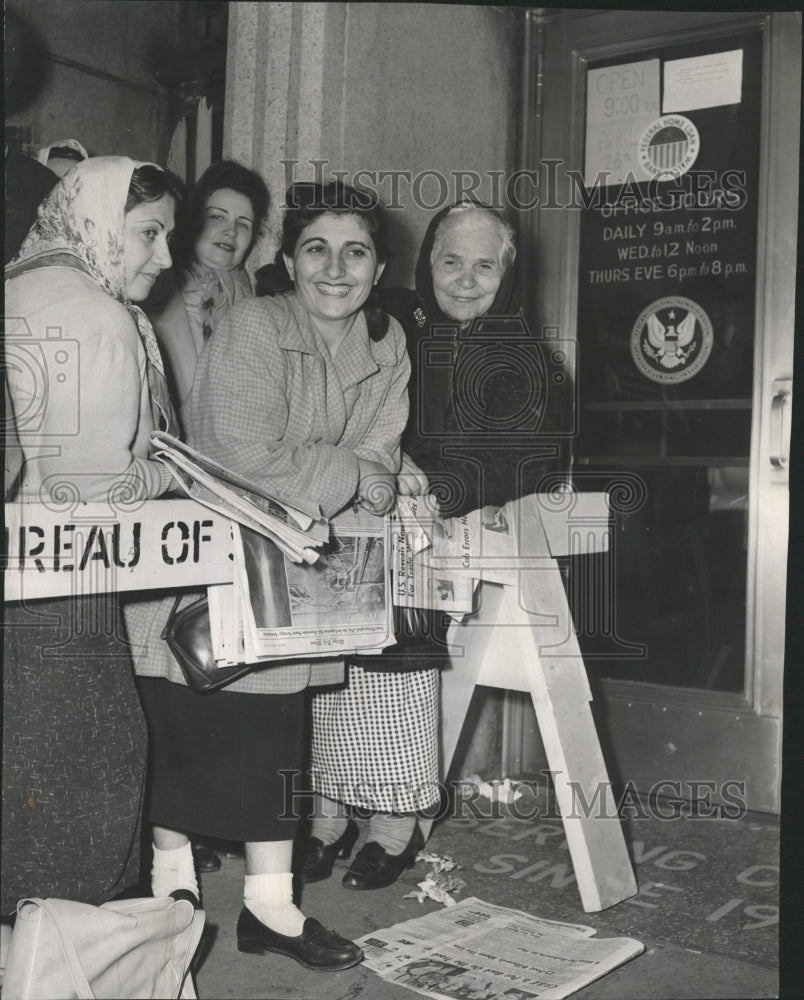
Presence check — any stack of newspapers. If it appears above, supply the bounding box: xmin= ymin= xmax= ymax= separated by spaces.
xmin=150 ymin=434 xmax=564 ymax=669
xmin=151 ymin=432 xmax=395 ymax=665
xmin=151 ymin=432 xmax=329 ymax=565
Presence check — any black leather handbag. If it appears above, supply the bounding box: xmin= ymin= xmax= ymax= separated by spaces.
xmin=391 ymin=604 xmax=451 ymax=648
xmin=163 ymin=596 xmax=452 ymax=687
xmin=161 ymin=594 xmax=259 ymax=694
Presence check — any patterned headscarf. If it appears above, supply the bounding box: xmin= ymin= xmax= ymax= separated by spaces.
xmin=36 ymin=137 xmax=89 ymax=167
xmin=6 ymin=156 xmax=179 ymax=435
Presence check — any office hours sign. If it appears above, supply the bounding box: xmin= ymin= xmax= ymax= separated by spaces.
xmin=577 ymin=30 xmax=761 ymax=445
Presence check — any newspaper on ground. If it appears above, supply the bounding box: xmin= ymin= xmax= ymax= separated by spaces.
xmin=356 ymin=896 xmax=644 ymax=1000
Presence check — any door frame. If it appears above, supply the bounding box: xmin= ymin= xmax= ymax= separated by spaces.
xmin=507 ymin=9 xmax=798 ymax=813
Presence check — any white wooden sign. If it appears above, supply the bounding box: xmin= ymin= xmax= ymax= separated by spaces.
xmin=4 ymin=500 xmax=234 ymax=601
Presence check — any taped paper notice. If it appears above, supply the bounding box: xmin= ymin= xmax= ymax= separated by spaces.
xmin=663 ymin=49 xmax=743 ymax=113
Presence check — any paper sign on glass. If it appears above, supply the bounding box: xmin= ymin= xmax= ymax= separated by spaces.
xmin=663 ymin=49 xmax=743 ymax=113
xmin=585 ymin=59 xmax=660 ymax=187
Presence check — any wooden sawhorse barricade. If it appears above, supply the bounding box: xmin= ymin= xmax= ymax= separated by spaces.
xmin=428 ymin=493 xmax=637 ymax=913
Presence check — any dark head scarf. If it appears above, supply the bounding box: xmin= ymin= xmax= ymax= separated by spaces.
xmin=413 ymin=199 xmax=518 ymax=324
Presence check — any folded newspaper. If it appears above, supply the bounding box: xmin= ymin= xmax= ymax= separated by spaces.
xmin=209 ymin=506 xmax=395 ymax=664
xmin=391 ymin=495 xmax=530 ymax=616
xmin=150 ymin=431 xmax=329 ymax=564
xmin=356 ymin=897 xmax=644 ymax=1000
xmin=147 ymin=434 xmax=544 ymax=667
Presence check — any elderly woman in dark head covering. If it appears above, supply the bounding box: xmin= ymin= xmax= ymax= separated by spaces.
xmin=384 ymin=198 xmax=548 ymax=514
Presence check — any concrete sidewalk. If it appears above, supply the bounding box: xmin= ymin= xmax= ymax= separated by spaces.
xmin=191 ymin=798 xmax=779 ymax=1000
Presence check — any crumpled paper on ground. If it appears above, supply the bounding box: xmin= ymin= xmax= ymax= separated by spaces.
xmin=459 ymin=773 xmax=524 ymax=804
xmin=404 ymin=850 xmax=466 ymax=905
xmin=416 ymin=850 xmax=458 ymax=873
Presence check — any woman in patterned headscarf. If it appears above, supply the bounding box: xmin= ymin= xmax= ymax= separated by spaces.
xmin=3 ymin=156 xmax=183 ymax=913
xmin=146 ymin=160 xmax=269 ymax=429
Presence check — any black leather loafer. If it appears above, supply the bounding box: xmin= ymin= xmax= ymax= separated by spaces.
xmin=301 ymin=819 xmax=360 ymax=883
xmin=236 ymin=907 xmax=364 ymax=971
xmin=341 ymin=825 xmax=424 ymax=890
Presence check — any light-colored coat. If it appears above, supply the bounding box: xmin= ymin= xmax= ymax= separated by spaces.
xmin=128 ymin=291 xmax=410 ymax=695
xmin=190 ymin=292 xmax=409 ymax=518
xmin=5 ymin=267 xmax=173 ymax=502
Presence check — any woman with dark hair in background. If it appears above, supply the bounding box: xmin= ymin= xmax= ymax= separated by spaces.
xmin=142 ymin=159 xmax=270 ymax=874
xmin=3 ymin=156 xmax=182 ymax=913
xmin=147 ymin=159 xmax=269 ymax=427
xmin=128 ymin=180 xmax=408 ymax=972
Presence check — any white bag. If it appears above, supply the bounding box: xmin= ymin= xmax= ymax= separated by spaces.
xmin=3 ymin=896 xmax=204 ymax=1000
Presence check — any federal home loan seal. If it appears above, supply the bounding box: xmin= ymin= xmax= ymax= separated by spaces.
xmin=638 ymin=114 xmax=700 ymax=179
xmin=631 ymin=296 xmax=713 ymax=384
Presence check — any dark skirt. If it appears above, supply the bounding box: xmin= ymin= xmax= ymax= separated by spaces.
xmin=137 ymin=678 xmax=304 ymax=842
xmin=2 ymin=596 xmax=147 ymax=915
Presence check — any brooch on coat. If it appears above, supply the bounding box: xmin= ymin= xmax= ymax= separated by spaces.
xmin=413 ymin=307 xmax=427 ymax=328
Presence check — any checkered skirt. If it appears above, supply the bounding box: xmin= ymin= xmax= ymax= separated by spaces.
xmin=310 ymin=663 xmax=440 ymax=813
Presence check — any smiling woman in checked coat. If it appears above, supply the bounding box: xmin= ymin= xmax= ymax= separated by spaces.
xmin=126 ymin=180 xmax=409 ymax=972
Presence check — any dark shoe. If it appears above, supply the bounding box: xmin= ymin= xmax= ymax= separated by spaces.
xmin=341 ymin=825 xmax=424 ymax=890
xmin=169 ymin=888 xmax=202 ymax=910
xmin=193 ymin=842 xmax=222 ymax=873
xmin=301 ymin=819 xmax=360 ymax=883
xmin=236 ymin=907 xmax=363 ymax=971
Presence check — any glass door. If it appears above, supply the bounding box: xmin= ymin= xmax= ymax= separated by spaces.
xmin=512 ymin=9 xmax=797 ymax=813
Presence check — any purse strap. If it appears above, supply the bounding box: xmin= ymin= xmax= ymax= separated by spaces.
xmin=160 ymin=594 xmax=185 ymax=641
xmin=38 ymin=899 xmax=96 ymax=1000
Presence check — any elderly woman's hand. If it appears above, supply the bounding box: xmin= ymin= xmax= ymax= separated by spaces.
xmin=396 ymin=452 xmax=429 ymax=496
xmin=357 ymin=457 xmax=396 ymax=515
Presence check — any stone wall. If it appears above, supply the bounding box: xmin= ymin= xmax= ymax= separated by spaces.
xmin=225 ymin=2 xmax=519 ymax=287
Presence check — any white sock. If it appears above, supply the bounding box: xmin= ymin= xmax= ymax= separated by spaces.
xmin=244 ymin=873 xmax=305 ymax=937
xmin=151 ymin=842 xmax=199 ymax=900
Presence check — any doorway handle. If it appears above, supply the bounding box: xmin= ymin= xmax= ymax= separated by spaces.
xmin=769 ymin=378 xmax=792 ymax=469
